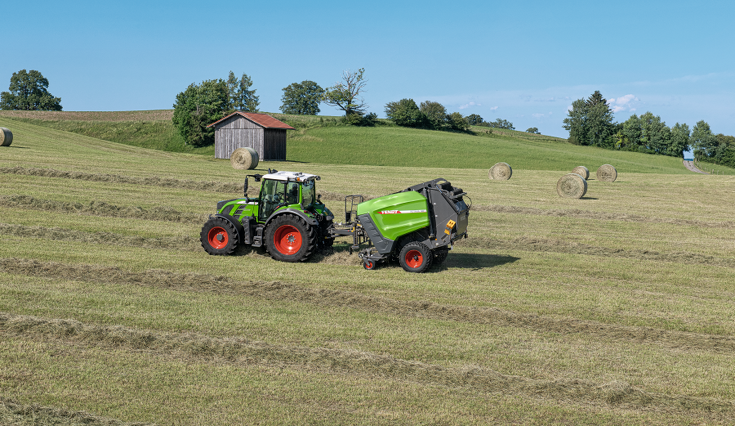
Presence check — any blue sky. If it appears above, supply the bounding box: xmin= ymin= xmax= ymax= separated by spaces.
xmin=3 ymin=0 xmax=734 ymax=139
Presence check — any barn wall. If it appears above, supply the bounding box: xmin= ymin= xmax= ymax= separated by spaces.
xmin=214 ymin=116 xmax=265 ymax=159
xmin=262 ymin=129 xmax=287 ymax=161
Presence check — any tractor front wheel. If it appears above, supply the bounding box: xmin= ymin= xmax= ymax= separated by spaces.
xmin=201 ymin=217 xmax=239 ymax=255
xmin=266 ymin=215 xmax=316 ymax=262
xmin=398 ymin=242 xmax=433 ymax=273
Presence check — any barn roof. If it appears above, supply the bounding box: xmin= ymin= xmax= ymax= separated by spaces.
xmin=207 ymin=112 xmax=295 ymax=129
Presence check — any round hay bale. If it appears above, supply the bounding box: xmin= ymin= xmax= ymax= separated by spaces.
xmin=572 ymin=166 xmax=589 ymax=180
xmin=230 ymin=147 xmax=259 ymax=170
xmin=489 ymin=162 xmax=512 ymax=180
xmin=596 ymin=164 xmax=617 ymax=182
xmin=557 ymin=173 xmax=588 ymax=199
xmin=0 ymin=127 xmax=12 ymax=147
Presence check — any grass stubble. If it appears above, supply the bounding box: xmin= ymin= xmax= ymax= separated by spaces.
xmin=0 ymin=118 xmax=734 ymax=424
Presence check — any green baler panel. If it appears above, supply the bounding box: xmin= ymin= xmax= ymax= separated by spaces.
xmin=357 ymin=191 xmax=429 ymax=241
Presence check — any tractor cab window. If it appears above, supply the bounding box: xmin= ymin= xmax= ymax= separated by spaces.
xmin=286 ymin=182 xmax=300 ymax=205
xmin=260 ymin=179 xmax=287 ymax=219
xmin=301 ymin=179 xmax=315 ymax=209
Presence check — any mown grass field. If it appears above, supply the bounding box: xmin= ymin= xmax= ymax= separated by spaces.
xmin=1 ymin=117 xmax=735 ymax=425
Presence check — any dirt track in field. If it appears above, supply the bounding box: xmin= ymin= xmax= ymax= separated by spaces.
xmin=474 ymin=204 xmax=735 ymax=229
xmin=0 ymin=223 xmax=198 ymax=251
xmin=2 ymin=258 xmax=734 ymax=355
xmin=0 ymin=396 xmax=152 ymax=426
xmin=0 ymin=195 xmax=206 ymax=224
xmin=1 ymin=312 xmax=732 ymax=417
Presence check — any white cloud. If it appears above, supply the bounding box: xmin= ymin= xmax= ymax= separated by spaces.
xmin=532 ymin=113 xmax=545 ymax=118
xmin=607 ymin=94 xmax=639 ymax=113
xmin=489 ymin=106 xmax=498 ymax=111
xmin=459 ymin=101 xmax=482 ymax=110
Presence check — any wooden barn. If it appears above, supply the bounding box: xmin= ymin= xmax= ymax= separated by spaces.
xmin=207 ymin=112 xmax=294 ymax=161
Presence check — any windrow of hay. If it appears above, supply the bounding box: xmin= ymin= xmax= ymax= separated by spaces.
xmin=572 ymin=166 xmax=589 ymax=179
xmin=2 ymin=313 xmax=733 ymax=415
xmin=0 ymin=396 xmax=153 ymax=426
xmin=471 ymin=204 xmax=735 ymax=229
xmin=0 ymin=167 xmax=374 ymax=201
xmin=230 ymin=147 xmax=259 ymax=170
xmin=597 ymin=164 xmax=618 ymax=182
xmin=488 ymin=162 xmax=512 ymax=180
xmin=0 ymin=127 xmax=12 ymax=147
xmin=0 ymin=223 xmax=197 ymax=251
xmin=463 ymin=236 xmax=735 ymax=269
xmin=0 ymin=166 xmax=243 ymax=194
xmin=556 ymin=173 xmax=588 ymax=198
xmin=3 ymin=258 xmax=735 ymax=354
xmin=0 ymin=195 xmax=206 ymax=224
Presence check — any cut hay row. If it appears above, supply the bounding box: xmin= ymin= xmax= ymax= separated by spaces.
xmin=0 ymin=396 xmax=152 ymax=426
xmin=0 ymin=223 xmax=197 ymax=251
xmin=472 ymin=204 xmax=735 ymax=229
xmin=0 ymin=166 xmax=243 ymax=194
xmin=0 ymin=167 xmax=370 ymax=201
xmin=2 ymin=313 xmax=733 ymax=416
xmin=0 ymin=195 xmax=206 ymax=224
xmin=464 ymin=236 xmax=735 ymax=268
xmin=3 ymin=258 xmax=734 ymax=354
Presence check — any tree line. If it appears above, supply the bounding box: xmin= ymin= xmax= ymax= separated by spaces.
xmin=563 ymin=91 xmax=734 ymax=167
xmin=384 ymin=99 xmax=520 ymax=133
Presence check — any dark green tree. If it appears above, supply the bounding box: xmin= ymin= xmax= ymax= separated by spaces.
xmin=691 ymin=120 xmax=717 ymax=160
xmin=466 ymin=114 xmax=484 ymax=125
xmin=447 ymin=112 xmax=469 ymax=131
xmin=485 ymin=118 xmax=515 ymax=130
xmin=668 ymin=123 xmax=690 ymax=157
xmin=639 ymin=112 xmax=671 ymax=153
xmin=235 ymin=73 xmax=259 ymax=112
xmin=323 ymin=68 xmax=367 ymax=117
xmin=0 ymin=69 xmax=62 ymax=111
xmin=526 ymin=127 xmax=540 ymax=134
xmin=385 ymin=98 xmax=426 ymax=128
xmin=420 ymin=101 xmax=448 ymax=129
xmin=172 ymin=79 xmax=229 ymax=147
xmin=280 ymin=80 xmax=324 ymax=115
xmin=563 ymin=91 xmax=614 ymax=147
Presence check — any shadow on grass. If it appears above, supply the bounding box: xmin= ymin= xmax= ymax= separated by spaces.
xmin=1 ymin=145 xmax=29 ymax=149
xmin=581 ymin=196 xmax=598 ymax=200
xmin=440 ymin=253 xmax=520 ymax=271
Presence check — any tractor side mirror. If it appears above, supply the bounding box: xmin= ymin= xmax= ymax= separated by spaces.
xmin=317 ymin=194 xmax=322 ymax=203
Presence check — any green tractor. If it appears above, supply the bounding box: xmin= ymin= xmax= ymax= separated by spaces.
xmin=201 ymin=170 xmax=470 ymax=272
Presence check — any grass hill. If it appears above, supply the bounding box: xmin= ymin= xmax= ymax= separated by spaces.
xmin=1 ymin=118 xmax=734 ymax=424
xmin=3 ymin=110 xmax=726 ymax=175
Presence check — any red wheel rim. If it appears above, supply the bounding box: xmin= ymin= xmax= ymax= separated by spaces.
xmin=365 ymin=261 xmax=374 ymax=269
xmin=207 ymin=226 xmax=228 ymax=250
xmin=404 ymin=249 xmax=423 ymax=269
xmin=273 ymin=224 xmax=302 ymax=255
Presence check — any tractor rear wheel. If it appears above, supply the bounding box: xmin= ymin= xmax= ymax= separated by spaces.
xmin=398 ymin=242 xmax=433 ymax=273
xmin=266 ymin=215 xmax=316 ymax=262
xmin=201 ymin=217 xmax=239 ymax=255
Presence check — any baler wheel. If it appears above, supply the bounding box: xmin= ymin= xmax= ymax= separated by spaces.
xmin=398 ymin=242 xmax=433 ymax=273
xmin=200 ymin=217 xmax=239 ymax=255
xmin=265 ymin=215 xmax=316 ymax=262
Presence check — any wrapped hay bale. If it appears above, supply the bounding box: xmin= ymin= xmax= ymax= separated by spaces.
xmin=596 ymin=164 xmax=617 ymax=182
xmin=0 ymin=127 xmax=12 ymax=147
xmin=488 ymin=162 xmax=512 ymax=180
xmin=230 ymin=147 xmax=259 ymax=170
xmin=557 ymin=173 xmax=587 ymax=199
xmin=572 ymin=166 xmax=589 ymax=180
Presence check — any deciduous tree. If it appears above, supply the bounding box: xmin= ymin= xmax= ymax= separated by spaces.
xmin=172 ymin=79 xmax=229 ymax=147
xmin=466 ymin=114 xmax=484 ymax=125
xmin=323 ymin=68 xmax=367 ymax=117
xmin=0 ymin=69 xmax=62 ymax=111
xmin=385 ymin=98 xmax=426 ymax=128
xmin=420 ymin=101 xmax=448 ymax=129
xmin=526 ymin=127 xmax=540 ymax=134
xmin=280 ymin=80 xmax=324 ymax=115
xmin=691 ymin=120 xmax=717 ymax=160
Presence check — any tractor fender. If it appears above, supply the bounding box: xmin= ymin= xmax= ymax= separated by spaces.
xmin=264 ymin=209 xmax=318 ymax=230
xmin=213 ymin=214 xmax=245 ymax=244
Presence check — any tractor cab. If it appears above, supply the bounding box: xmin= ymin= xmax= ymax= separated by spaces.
xmin=257 ymin=171 xmax=320 ymax=222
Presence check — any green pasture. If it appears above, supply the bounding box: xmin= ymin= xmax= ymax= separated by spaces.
xmin=0 ymin=118 xmax=734 ymax=424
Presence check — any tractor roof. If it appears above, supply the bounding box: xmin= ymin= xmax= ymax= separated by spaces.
xmin=262 ymin=171 xmax=320 ymax=182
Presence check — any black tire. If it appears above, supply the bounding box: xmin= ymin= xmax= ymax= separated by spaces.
xmin=398 ymin=241 xmax=433 ymax=273
xmin=201 ymin=217 xmax=239 ymax=255
xmin=363 ymin=260 xmax=376 ymax=270
xmin=433 ymin=247 xmax=449 ymax=265
xmin=265 ymin=215 xmax=316 ymax=262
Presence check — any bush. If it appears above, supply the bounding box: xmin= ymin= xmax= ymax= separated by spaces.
xmin=385 ymin=99 xmax=426 ymax=128
xmin=447 ymin=112 xmax=469 ymax=131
